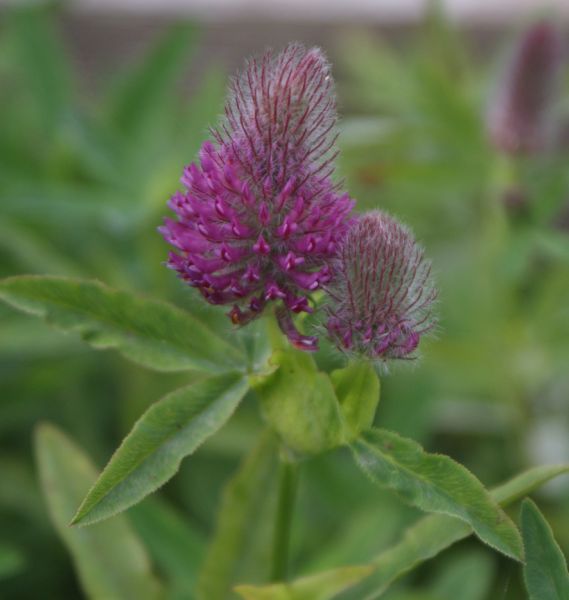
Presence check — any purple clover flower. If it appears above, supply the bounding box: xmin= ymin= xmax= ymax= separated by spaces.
xmin=324 ymin=211 xmax=437 ymax=361
xmin=160 ymin=44 xmax=354 ymax=351
xmin=487 ymin=20 xmax=563 ymax=155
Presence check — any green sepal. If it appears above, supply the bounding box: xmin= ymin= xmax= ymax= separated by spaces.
xmin=250 ymin=349 xmax=346 ymax=456
xmin=331 ymin=360 xmax=380 ymax=441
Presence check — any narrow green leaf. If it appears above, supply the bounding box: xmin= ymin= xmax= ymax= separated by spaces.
xmin=331 ymin=361 xmax=380 ymax=440
xmin=197 ymin=431 xmax=279 ymax=600
xmin=6 ymin=5 xmax=72 ymax=133
xmin=107 ymin=23 xmax=196 ymax=136
xmin=35 ymin=424 xmax=162 ymax=599
xmin=0 ymin=276 xmax=243 ymax=373
xmin=492 ymin=464 xmax=569 ymax=505
xmin=337 ymin=463 xmax=569 ymax=600
xmin=242 ymin=464 xmax=569 ymax=600
xmin=130 ymin=496 xmax=206 ymax=596
xmin=521 ymin=499 xmax=569 ymax=600
xmin=72 ymin=373 xmax=248 ymax=525
xmin=235 ymin=566 xmax=374 ymax=600
xmin=251 ymin=349 xmax=345 ymax=455
xmin=335 ymin=515 xmax=472 ymax=600
xmin=352 ymin=428 xmax=523 ymax=560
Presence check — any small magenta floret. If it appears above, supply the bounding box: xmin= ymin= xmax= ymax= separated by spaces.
xmin=160 ymin=43 xmax=354 ymax=350
xmin=325 ymin=211 xmax=437 ymax=361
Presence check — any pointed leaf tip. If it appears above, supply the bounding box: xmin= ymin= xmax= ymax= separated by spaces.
xmin=521 ymin=498 xmax=569 ymax=600
xmin=352 ymin=428 xmax=523 ymax=561
xmin=72 ymin=373 xmax=248 ymax=526
xmin=35 ymin=423 xmax=163 ymax=599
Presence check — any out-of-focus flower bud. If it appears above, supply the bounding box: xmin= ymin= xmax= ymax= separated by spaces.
xmin=487 ymin=20 xmax=563 ymax=155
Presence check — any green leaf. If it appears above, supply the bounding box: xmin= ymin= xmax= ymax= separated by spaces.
xmin=35 ymin=424 xmax=162 ymax=599
xmin=492 ymin=464 xmax=569 ymax=505
xmin=5 ymin=5 xmax=72 ymax=134
xmin=235 ymin=566 xmax=374 ymax=600
xmin=352 ymin=428 xmax=523 ymax=560
xmin=339 ymin=514 xmax=472 ymax=600
xmin=107 ymin=23 xmax=197 ymax=136
xmin=521 ymin=499 xmax=569 ymax=600
xmin=337 ymin=463 xmax=569 ymax=600
xmin=72 ymin=373 xmax=248 ymax=526
xmin=240 ymin=464 xmax=569 ymax=600
xmin=251 ymin=349 xmax=345 ymax=455
xmin=197 ymin=431 xmax=279 ymax=600
xmin=129 ymin=496 xmax=206 ymax=597
xmin=0 ymin=276 xmax=243 ymax=373
xmin=331 ymin=361 xmax=380 ymax=440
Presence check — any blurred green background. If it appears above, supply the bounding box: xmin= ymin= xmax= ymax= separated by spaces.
xmin=0 ymin=2 xmax=568 ymax=599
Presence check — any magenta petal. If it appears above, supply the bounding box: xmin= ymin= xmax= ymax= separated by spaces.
xmin=276 ymin=307 xmax=318 ymax=352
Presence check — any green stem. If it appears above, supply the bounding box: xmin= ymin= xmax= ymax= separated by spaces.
xmin=270 ymin=457 xmax=299 ymax=582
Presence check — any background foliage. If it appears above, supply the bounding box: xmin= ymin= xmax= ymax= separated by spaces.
xmin=0 ymin=3 xmax=568 ymax=599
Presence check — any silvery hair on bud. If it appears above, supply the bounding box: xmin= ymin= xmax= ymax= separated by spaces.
xmin=324 ymin=211 xmax=437 ymax=363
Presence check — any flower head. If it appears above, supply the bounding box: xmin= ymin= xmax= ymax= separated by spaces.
xmin=324 ymin=211 xmax=437 ymax=361
xmin=487 ymin=20 xmax=563 ymax=155
xmin=160 ymin=43 xmax=354 ymax=350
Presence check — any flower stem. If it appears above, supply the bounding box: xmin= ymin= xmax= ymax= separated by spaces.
xmin=270 ymin=456 xmax=299 ymax=582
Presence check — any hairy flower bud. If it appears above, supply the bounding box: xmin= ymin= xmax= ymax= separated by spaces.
xmin=324 ymin=211 xmax=437 ymax=361
xmin=160 ymin=44 xmax=354 ymax=350
xmin=487 ymin=20 xmax=563 ymax=155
